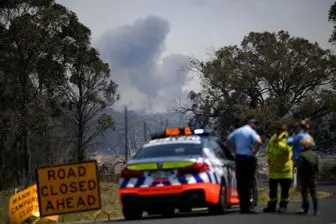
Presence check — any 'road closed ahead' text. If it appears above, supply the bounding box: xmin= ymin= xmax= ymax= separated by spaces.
xmin=36 ymin=160 xmax=101 ymax=217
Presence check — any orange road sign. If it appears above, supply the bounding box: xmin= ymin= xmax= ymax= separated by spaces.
xmin=36 ymin=160 xmax=101 ymax=217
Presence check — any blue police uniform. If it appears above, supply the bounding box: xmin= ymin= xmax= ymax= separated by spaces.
xmin=228 ymin=124 xmax=261 ymax=213
xmin=228 ymin=125 xmax=261 ymax=156
xmin=287 ymin=131 xmax=315 ymax=163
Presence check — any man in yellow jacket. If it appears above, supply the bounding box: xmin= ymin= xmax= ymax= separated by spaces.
xmin=263 ymin=123 xmax=294 ymax=213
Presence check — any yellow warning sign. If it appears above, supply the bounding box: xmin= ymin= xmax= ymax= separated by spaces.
xmin=9 ymin=184 xmax=38 ymax=224
xmin=8 ymin=184 xmax=59 ymax=224
xmin=36 ymin=160 xmax=101 ymax=217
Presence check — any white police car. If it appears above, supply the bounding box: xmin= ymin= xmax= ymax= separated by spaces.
xmin=118 ymin=127 xmax=251 ymax=220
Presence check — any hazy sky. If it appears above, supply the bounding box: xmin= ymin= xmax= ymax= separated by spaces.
xmin=56 ymin=0 xmax=335 ymax=113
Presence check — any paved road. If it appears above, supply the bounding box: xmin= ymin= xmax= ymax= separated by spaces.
xmin=97 ymin=184 xmax=336 ymax=224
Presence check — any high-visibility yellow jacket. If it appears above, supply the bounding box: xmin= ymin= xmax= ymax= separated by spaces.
xmin=265 ymin=132 xmax=294 ymax=179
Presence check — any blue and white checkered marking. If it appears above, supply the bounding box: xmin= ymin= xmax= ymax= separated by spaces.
xmin=119 ymin=147 xmax=237 ymax=190
xmin=119 ymin=170 xmax=221 ymax=188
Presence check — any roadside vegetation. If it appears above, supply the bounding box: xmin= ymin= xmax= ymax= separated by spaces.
xmin=1 ymin=0 xmax=336 ymax=223
xmin=0 ymin=180 xmax=331 ymax=223
xmin=1 ymin=1 xmax=336 ymax=193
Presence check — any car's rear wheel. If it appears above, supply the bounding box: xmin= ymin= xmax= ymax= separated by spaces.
xmin=208 ymin=181 xmax=226 ymax=215
xmin=179 ymin=207 xmax=192 ymax=213
xmin=147 ymin=210 xmax=160 ymax=216
xmin=122 ymin=207 xmax=143 ymax=220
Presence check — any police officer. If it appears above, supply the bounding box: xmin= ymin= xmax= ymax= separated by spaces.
xmin=227 ymin=117 xmax=262 ymax=214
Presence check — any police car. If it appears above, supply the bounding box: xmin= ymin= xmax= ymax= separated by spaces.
xmin=118 ymin=127 xmax=240 ymax=220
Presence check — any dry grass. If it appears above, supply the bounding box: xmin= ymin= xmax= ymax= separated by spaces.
xmin=0 ymin=182 xmax=122 ymax=224
xmin=60 ymin=182 xmax=122 ymax=222
xmin=258 ymin=187 xmax=328 ymax=205
xmin=0 ymin=182 xmax=331 ymax=223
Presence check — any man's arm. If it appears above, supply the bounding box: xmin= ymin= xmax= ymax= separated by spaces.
xmin=265 ymin=135 xmax=275 ymax=162
xmin=251 ymin=131 xmax=262 ymax=155
xmin=287 ymin=135 xmax=299 ymax=146
xmin=252 ymin=141 xmax=262 ymax=155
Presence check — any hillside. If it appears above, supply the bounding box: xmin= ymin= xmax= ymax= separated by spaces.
xmin=87 ymin=109 xmax=189 ymax=155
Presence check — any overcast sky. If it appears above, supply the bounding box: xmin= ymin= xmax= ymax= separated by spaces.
xmin=56 ymin=0 xmax=335 ymax=113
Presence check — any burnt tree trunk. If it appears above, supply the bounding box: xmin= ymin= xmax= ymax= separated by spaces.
xmin=76 ymin=69 xmax=85 ymax=162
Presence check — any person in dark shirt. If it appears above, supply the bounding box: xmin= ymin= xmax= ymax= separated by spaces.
xmin=296 ymin=136 xmax=319 ymax=215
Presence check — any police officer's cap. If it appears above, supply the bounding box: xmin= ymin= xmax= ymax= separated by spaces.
xmin=246 ymin=116 xmax=257 ymax=124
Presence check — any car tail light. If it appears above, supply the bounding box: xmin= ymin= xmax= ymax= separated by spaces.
xmin=177 ymin=162 xmax=209 ymax=176
xmin=121 ymin=167 xmax=144 ymax=178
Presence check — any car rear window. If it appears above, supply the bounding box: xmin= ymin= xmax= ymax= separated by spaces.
xmin=133 ymin=143 xmax=203 ymax=159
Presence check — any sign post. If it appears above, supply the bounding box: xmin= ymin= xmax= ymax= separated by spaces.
xmin=35 ymin=160 xmax=101 ymax=217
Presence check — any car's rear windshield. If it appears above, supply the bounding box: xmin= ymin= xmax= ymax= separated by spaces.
xmin=133 ymin=143 xmax=203 ymax=159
